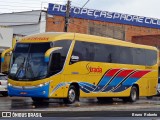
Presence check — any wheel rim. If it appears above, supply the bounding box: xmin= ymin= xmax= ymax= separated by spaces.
xmin=131 ymin=89 xmax=137 ymax=101
xmin=68 ymin=89 xmax=76 ymax=102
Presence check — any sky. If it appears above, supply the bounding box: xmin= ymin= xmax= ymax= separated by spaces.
xmin=0 ymin=0 xmax=160 ymax=19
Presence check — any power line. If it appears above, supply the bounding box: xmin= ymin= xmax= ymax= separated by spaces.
xmin=71 ymin=1 xmax=83 ymax=6
xmin=72 ymin=0 xmax=90 ymax=19
xmin=67 ymin=0 xmax=90 ymax=33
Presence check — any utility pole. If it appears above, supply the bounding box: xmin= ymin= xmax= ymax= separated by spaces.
xmin=64 ymin=0 xmax=71 ymax=32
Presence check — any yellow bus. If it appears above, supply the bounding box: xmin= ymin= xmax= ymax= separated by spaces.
xmin=2 ymin=32 xmax=158 ymax=103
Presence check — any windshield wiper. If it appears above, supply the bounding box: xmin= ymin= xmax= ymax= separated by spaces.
xmin=26 ymin=62 xmax=35 ymax=78
xmin=15 ymin=57 xmax=25 ymax=78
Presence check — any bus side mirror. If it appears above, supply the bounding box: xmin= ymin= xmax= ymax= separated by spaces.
xmin=1 ymin=48 xmax=13 ymax=74
xmin=44 ymin=47 xmax=62 ymax=62
xmin=1 ymin=48 xmax=13 ymax=63
xmin=70 ymin=55 xmax=79 ymax=63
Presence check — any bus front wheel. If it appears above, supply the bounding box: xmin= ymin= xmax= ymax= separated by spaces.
xmin=64 ymin=85 xmax=78 ymax=104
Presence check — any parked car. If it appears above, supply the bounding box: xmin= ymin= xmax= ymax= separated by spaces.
xmin=0 ymin=73 xmax=8 ymax=96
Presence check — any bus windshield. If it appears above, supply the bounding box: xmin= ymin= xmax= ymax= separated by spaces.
xmin=9 ymin=43 xmax=51 ymax=80
xmin=8 ymin=40 xmax=72 ymax=81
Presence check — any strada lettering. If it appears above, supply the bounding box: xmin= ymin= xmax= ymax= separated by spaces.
xmin=90 ymin=67 xmax=102 ymax=73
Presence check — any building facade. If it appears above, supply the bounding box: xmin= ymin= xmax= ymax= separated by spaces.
xmin=0 ymin=10 xmax=46 ymax=36
xmin=46 ymin=3 xmax=160 ymax=49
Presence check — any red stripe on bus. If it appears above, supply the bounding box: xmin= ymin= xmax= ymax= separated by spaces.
xmin=116 ymin=70 xmax=134 ymax=77
xmin=105 ymin=69 xmax=120 ymax=77
xmin=130 ymin=71 xmax=151 ymax=78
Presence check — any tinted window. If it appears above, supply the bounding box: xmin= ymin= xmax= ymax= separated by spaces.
xmin=48 ymin=40 xmax=72 ymax=76
xmin=119 ymin=47 xmax=133 ymax=64
xmin=94 ymin=44 xmax=111 ymax=62
xmin=71 ymin=41 xmax=94 ymax=61
xmin=14 ymin=43 xmax=51 ymax=53
xmin=145 ymin=50 xmax=157 ymax=66
xmin=53 ymin=40 xmax=72 ymax=57
xmin=132 ymin=48 xmax=146 ymax=65
xmin=71 ymin=41 xmax=157 ymax=66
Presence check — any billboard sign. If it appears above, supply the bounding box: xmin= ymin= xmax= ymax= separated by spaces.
xmin=48 ymin=3 xmax=160 ymax=29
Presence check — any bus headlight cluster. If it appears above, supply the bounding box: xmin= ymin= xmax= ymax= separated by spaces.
xmin=8 ymin=83 xmax=12 ymax=86
xmin=39 ymin=84 xmax=44 ymax=87
xmin=38 ymin=82 xmax=49 ymax=87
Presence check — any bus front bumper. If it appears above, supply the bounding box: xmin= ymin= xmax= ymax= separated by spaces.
xmin=7 ymin=83 xmax=49 ymax=98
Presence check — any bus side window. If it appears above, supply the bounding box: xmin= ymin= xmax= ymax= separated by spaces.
xmin=133 ymin=48 xmax=146 ymax=65
xmin=110 ymin=46 xmax=120 ymax=63
xmin=48 ymin=52 xmax=62 ymax=76
xmin=70 ymin=41 xmax=94 ymax=64
xmin=145 ymin=50 xmax=157 ymax=66
xmin=94 ymin=44 xmax=111 ymax=63
xmin=70 ymin=41 xmax=84 ymax=64
xmin=119 ymin=47 xmax=133 ymax=64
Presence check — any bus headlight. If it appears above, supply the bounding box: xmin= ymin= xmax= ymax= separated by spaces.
xmin=8 ymin=83 xmax=12 ymax=86
xmin=38 ymin=82 xmax=49 ymax=87
xmin=38 ymin=84 xmax=44 ymax=87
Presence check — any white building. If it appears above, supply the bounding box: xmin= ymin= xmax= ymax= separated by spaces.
xmin=0 ymin=10 xmax=46 ymax=36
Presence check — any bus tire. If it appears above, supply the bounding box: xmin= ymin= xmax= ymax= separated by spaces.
xmin=64 ymin=85 xmax=77 ymax=104
xmin=129 ymin=86 xmax=138 ymax=102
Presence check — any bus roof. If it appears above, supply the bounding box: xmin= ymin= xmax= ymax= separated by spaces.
xmin=19 ymin=32 xmax=158 ymax=51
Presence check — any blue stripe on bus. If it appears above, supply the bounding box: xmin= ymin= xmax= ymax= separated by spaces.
xmin=93 ymin=76 xmax=112 ymax=92
xmin=113 ymin=78 xmax=139 ymax=92
xmin=102 ymin=77 xmax=125 ymax=92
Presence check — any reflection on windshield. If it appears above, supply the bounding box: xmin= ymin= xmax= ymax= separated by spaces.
xmin=26 ymin=53 xmax=47 ymax=79
xmin=9 ymin=40 xmax=72 ymax=81
xmin=9 ymin=43 xmax=51 ymax=80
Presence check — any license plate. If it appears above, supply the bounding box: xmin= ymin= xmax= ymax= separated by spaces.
xmin=20 ymin=92 xmax=27 ymax=95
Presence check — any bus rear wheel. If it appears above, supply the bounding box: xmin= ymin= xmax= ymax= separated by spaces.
xmin=129 ymin=86 xmax=138 ymax=102
xmin=123 ymin=86 xmax=138 ymax=102
xmin=63 ymin=85 xmax=78 ymax=104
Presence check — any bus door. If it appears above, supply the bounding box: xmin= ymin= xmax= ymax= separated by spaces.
xmin=65 ymin=41 xmax=107 ymax=96
xmin=65 ymin=41 xmax=91 ymax=85
xmin=84 ymin=43 xmax=112 ymax=96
